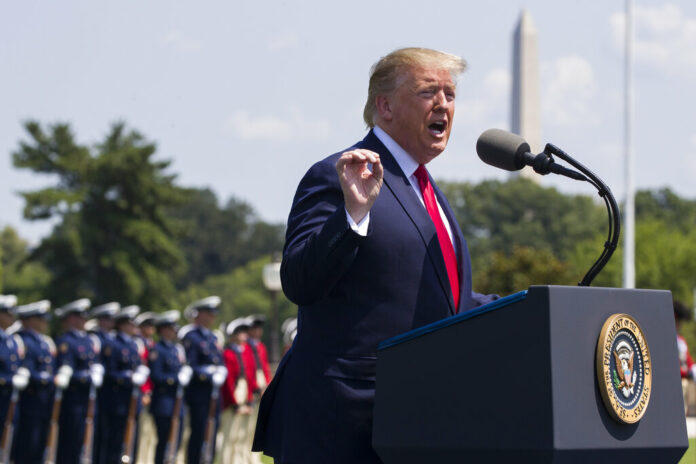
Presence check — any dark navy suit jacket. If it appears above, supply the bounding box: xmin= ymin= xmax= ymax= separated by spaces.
xmin=253 ymin=130 xmax=495 ymax=463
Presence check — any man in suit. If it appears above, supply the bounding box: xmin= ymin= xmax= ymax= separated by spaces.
xmin=253 ymin=48 xmax=496 ymax=463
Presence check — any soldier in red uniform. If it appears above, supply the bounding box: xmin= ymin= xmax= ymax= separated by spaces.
xmin=220 ymin=318 xmax=258 ymax=464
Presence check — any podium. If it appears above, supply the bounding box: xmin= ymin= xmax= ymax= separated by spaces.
xmin=372 ymin=286 xmax=688 ymax=463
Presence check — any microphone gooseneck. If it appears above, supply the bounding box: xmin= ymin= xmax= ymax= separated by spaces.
xmin=475 ymin=129 xmax=621 ymax=287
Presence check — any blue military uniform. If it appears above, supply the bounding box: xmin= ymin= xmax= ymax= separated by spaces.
xmin=13 ymin=300 xmax=55 ymax=464
xmin=101 ymin=305 xmax=146 ymax=464
xmin=181 ymin=296 xmax=225 ymax=464
xmin=0 ymin=295 xmax=22 ymax=431
xmin=54 ymin=298 xmax=102 ymax=464
xmin=150 ymin=311 xmax=187 ymax=464
xmin=88 ymin=301 xmax=120 ymax=464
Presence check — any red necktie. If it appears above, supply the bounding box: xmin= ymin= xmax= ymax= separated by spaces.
xmin=414 ymin=165 xmax=460 ymax=312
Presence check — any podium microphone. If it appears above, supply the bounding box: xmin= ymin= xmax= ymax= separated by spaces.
xmin=476 ymin=129 xmax=586 ymax=181
xmin=475 ymin=128 xmax=621 ymax=287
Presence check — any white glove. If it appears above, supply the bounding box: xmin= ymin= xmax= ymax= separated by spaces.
xmin=12 ymin=367 xmax=30 ymax=391
xmin=211 ymin=365 xmax=227 ymax=387
xmin=90 ymin=363 xmax=105 ymax=388
xmin=177 ymin=365 xmax=193 ymax=387
xmin=202 ymin=364 xmax=217 ymax=375
xmin=132 ymin=365 xmax=150 ymax=387
xmin=54 ymin=365 xmax=74 ymax=389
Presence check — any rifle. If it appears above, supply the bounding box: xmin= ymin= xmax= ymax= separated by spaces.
xmin=200 ymin=385 xmax=220 ymax=464
xmin=0 ymin=367 xmax=29 ymax=464
xmin=44 ymin=365 xmax=73 ymax=464
xmin=162 ymin=385 xmax=184 ymax=464
xmin=0 ymin=389 xmax=19 ymax=464
xmin=79 ymin=383 xmax=97 ymax=464
xmin=120 ymin=385 xmax=139 ymax=464
xmin=120 ymin=365 xmax=149 ymax=464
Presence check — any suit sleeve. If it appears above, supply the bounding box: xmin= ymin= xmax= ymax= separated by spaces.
xmin=281 ymin=158 xmax=368 ymax=306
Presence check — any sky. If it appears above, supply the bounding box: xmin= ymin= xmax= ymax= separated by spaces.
xmin=2 ymin=1 xmax=696 ymax=244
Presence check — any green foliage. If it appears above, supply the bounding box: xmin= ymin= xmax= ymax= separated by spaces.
xmin=474 ymin=246 xmax=575 ymax=296
xmin=169 ymin=188 xmax=285 ymax=286
xmin=13 ymin=121 xmax=185 ymax=308
xmin=173 ymin=256 xmax=296 ymax=348
xmin=0 ymin=226 xmax=51 ymax=302
xmin=440 ymin=177 xmax=606 ymax=268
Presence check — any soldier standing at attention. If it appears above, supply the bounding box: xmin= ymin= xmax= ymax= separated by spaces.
xmin=149 ymin=310 xmax=191 ymax=464
xmin=220 ymin=318 xmax=258 ymax=464
xmin=181 ymin=296 xmax=228 ymax=464
xmin=135 ymin=311 xmax=157 ymax=462
xmin=88 ymin=301 xmax=120 ymax=464
xmin=0 ymin=295 xmax=22 ymax=428
xmin=101 ymin=305 xmax=150 ymax=463
xmin=54 ymin=298 xmax=104 ymax=464
xmin=245 ymin=315 xmax=271 ymax=464
xmin=13 ymin=300 xmax=55 ymax=464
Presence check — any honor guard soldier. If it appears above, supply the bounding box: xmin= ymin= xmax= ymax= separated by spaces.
xmin=180 ymin=296 xmax=227 ymax=464
xmin=221 ymin=318 xmax=258 ymax=464
xmin=102 ymin=305 xmax=150 ymax=464
xmin=0 ymin=295 xmax=29 ymax=463
xmin=135 ymin=311 xmax=157 ymax=462
xmin=13 ymin=299 xmax=55 ymax=464
xmin=149 ymin=310 xmax=192 ymax=464
xmin=245 ymin=315 xmax=271 ymax=393
xmin=89 ymin=301 xmax=120 ymax=464
xmin=53 ymin=298 xmax=104 ymax=464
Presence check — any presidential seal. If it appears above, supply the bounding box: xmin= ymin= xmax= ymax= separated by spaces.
xmin=596 ymin=313 xmax=652 ymax=424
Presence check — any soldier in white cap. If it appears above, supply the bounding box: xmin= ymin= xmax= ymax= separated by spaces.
xmin=180 ymin=296 xmax=227 ymax=464
xmin=220 ymin=317 xmax=258 ymax=464
xmin=149 ymin=310 xmax=191 ymax=464
xmin=54 ymin=298 xmax=104 ymax=464
xmin=89 ymin=301 xmax=120 ymax=464
xmin=12 ymin=299 xmax=55 ymax=463
xmin=101 ymin=305 xmax=150 ymax=463
xmin=134 ymin=311 xmax=157 ymax=462
xmin=0 ymin=295 xmax=27 ymax=462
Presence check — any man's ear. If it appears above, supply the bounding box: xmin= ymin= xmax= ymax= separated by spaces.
xmin=375 ymin=95 xmax=392 ymax=122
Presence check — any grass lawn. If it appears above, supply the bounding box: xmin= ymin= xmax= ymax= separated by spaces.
xmin=258 ymin=438 xmax=696 ymax=463
xmin=681 ymin=438 xmax=696 ymax=464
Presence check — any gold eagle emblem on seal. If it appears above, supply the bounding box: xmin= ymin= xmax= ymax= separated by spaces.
xmin=596 ymin=313 xmax=652 ymax=424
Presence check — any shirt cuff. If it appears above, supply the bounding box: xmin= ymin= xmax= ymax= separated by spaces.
xmin=345 ymin=209 xmax=369 ymax=236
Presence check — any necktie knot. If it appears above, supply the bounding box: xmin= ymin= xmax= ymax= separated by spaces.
xmin=414 ymin=165 xmax=429 ymax=191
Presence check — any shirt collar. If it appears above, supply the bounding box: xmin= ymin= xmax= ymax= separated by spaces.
xmin=373 ymin=126 xmax=419 ymax=178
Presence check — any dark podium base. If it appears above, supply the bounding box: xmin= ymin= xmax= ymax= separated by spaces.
xmin=373 ymin=286 xmax=688 ymax=463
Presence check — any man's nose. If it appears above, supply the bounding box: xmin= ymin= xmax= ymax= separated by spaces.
xmin=433 ymin=91 xmax=450 ymax=110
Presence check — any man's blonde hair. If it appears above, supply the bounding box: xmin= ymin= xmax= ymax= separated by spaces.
xmin=363 ymin=47 xmax=467 ymax=128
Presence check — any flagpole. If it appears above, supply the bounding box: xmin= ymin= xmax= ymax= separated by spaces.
xmin=622 ymin=0 xmax=635 ymax=289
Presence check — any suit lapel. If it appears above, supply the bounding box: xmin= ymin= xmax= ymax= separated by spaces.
xmin=358 ymin=130 xmax=456 ymax=314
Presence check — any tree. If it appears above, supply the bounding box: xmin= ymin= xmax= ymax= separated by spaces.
xmin=173 ymin=256 xmax=296 ymax=347
xmin=0 ymin=226 xmax=51 ymax=302
xmin=12 ymin=121 xmax=185 ymax=308
xmin=169 ymin=189 xmax=284 ymax=286
xmin=440 ymin=178 xmax=606 ymax=269
xmin=473 ymin=245 xmax=575 ymax=296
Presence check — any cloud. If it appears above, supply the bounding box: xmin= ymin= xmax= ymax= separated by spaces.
xmin=542 ymin=55 xmax=598 ymax=127
xmin=267 ymin=33 xmax=300 ymax=52
xmin=161 ymin=30 xmax=203 ymax=53
xmin=225 ymin=108 xmax=331 ymax=141
xmin=611 ymin=4 xmax=696 ymax=77
xmin=457 ymin=68 xmax=510 ymax=126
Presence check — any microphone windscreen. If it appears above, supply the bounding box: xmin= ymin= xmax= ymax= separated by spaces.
xmin=476 ymin=128 xmax=530 ymax=171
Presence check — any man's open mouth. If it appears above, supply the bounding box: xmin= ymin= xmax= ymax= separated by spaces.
xmin=428 ymin=121 xmax=446 ymax=136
